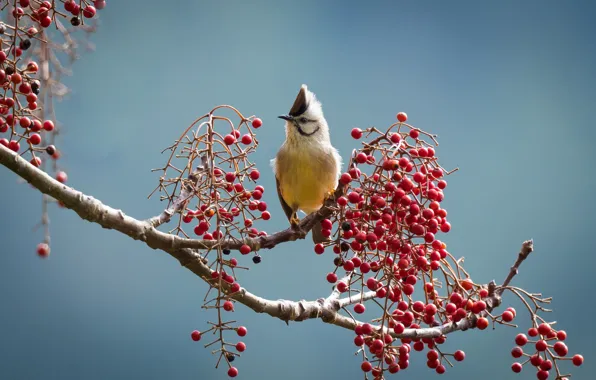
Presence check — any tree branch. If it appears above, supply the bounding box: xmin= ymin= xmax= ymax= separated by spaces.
xmin=0 ymin=144 xmax=532 ymax=340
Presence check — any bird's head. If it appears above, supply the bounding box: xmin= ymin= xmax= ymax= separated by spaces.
xmin=279 ymin=85 xmax=329 ymax=139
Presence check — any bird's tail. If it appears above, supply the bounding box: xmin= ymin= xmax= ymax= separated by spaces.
xmin=311 ymin=222 xmax=327 ymax=244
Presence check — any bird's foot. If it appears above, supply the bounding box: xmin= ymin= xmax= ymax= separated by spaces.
xmin=290 ymin=216 xmax=301 ymax=228
xmin=323 ymin=189 xmax=336 ymax=203
xmin=290 ymin=216 xmax=307 ymax=238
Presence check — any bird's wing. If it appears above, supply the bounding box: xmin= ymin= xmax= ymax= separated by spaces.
xmin=276 ymin=177 xmax=294 ymax=221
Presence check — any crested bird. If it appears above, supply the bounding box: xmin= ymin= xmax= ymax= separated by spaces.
xmin=271 ymin=85 xmax=342 ymax=243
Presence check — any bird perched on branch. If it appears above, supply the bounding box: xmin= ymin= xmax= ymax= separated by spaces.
xmin=271 ymin=85 xmax=342 ymax=243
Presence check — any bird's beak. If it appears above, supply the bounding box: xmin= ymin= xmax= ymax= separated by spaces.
xmin=278 ymin=115 xmax=293 ymax=121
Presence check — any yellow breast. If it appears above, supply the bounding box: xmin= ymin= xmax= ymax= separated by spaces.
xmin=276 ymin=145 xmax=338 ymax=213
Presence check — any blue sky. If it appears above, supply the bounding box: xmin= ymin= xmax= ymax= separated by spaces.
xmin=1 ymin=1 xmax=594 ymax=379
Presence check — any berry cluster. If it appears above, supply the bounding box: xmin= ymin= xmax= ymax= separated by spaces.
xmin=151 ymin=106 xmax=267 ymax=377
xmin=511 ymin=323 xmax=583 ymax=379
xmin=312 ymin=112 xmax=581 ymax=378
xmin=0 ymin=0 xmax=107 ymax=257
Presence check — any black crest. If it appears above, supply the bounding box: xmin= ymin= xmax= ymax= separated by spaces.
xmin=289 ymin=85 xmax=310 ymax=117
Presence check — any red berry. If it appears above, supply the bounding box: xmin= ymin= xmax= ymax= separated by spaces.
xmin=28 ymin=133 xmax=41 ymax=145
xmin=537 ymin=370 xmax=549 ymax=380
xmin=339 ymin=172 xmax=352 ymax=184
xmin=237 ymin=326 xmax=247 ymax=336
xmin=440 ymin=222 xmax=451 ymax=233
xmin=19 ymin=82 xmax=31 ymax=94
xmin=361 ymin=361 xmax=372 ymax=372
xmin=502 ymin=310 xmax=514 ymax=322
xmin=436 ymin=365 xmax=445 ymax=374
xmin=223 ymin=301 xmax=234 ymax=312
xmin=511 ymin=362 xmax=522 ymax=373
xmin=261 ymin=211 xmax=271 ymax=220
xmin=351 ymin=128 xmax=363 ymax=139
xmin=572 ymin=354 xmax=583 ymax=366
xmin=227 ymin=367 xmax=238 ymax=377
xmin=30 ymin=157 xmax=42 ymax=167
xmin=190 ymin=330 xmax=201 ymax=341
xmin=249 ymin=170 xmax=260 ymax=180
xmin=83 ymin=5 xmax=96 ymax=18
xmin=540 ymin=360 xmax=553 ymax=371
xmin=390 ymin=133 xmax=401 ymax=143
xmin=556 ymin=330 xmax=567 ymax=341
xmin=528 ymin=327 xmax=539 ymax=337
xmin=326 ymin=273 xmax=337 ymax=283
xmin=43 ymin=120 xmax=54 ymax=131
xmin=30 ymin=119 xmax=42 ymax=131
xmin=535 ymin=340 xmax=547 ymax=352
xmin=515 ymin=334 xmax=528 ymax=346
xmin=239 ymin=244 xmax=251 ymax=255
xmin=511 ymin=347 xmax=524 ymax=358
xmin=230 ymin=282 xmax=240 ymax=293
xmin=476 ymin=317 xmax=488 ymax=330
xmin=11 ymin=73 xmax=22 ymax=84
xmin=40 ymin=16 xmax=52 ymax=27
xmin=538 ymin=323 xmax=551 ymax=336
xmin=354 ymin=303 xmax=365 ymax=314
xmin=528 ymin=356 xmax=541 ymax=367
xmin=397 ymin=112 xmax=408 ymax=122
xmin=251 ymin=118 xmax=262 ymax=128
xmin=235 ymin=342 xmax=246 ymax=352
xmin=36 ymin=243 xmax=50 ymax=257
xmin=241 ymin=134 xmax=253 ymax=145
xmin=347 ymin=191 xmax=361 ymax=203
xmin=315 ymin=244 xmax=325 ymax=255
xmin=19 ymin=116 xmax=31 ymax=128
xmin=223 ymin=134 xmax=236 ymax=145
xmin=27 ymin=61 xmax=39 ymax=73
xmin=7 ymin=140 xmax=20 ymax=152
xmin=356 ymin=152 xmax=367 ymax=163
xmin=454 ymin=350 xmax=465 ymax=361
xmin=94 ymin=0 xmax=106 ymax=10
xmin=56 ymin=171 xmax=68 ymax=183
xmin=354 ymin=335 xmax=364 ymax=346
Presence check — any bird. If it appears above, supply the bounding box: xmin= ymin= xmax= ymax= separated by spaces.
xmin=271 ymin=84 xmax=342 ymax=243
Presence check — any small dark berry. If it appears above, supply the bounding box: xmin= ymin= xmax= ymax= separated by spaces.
xmin=340 ymin=242 xmax=350 ymax=252
xmin=341 ymin=221 xmax=351 ymax=231
xmin=223 ymin=248 xmax=231 ymax=255
xmin=19 ymin=39 xmax=31 ymax=50
xmin=0 ymin=25 xmax=5 ymax=34
xmin=70 ymin=17 xmax=81 ymax=26
xmin=333 ymin=257 xmax=344 ymax=267
xmin=5 ymin=66 xmax=14 ymax=75
xmin=227 ymin=354 xmax=235 ymax=362
xmin=252 ymin=255 xmax=261 ymax=264
xmin=45 ymin=145 xmax=56 ymax=155
xmin=31 ymin=80 xmax=40 ymax=93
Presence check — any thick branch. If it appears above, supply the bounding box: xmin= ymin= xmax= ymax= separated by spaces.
xmin=0 ymin=144 xmax=530 ymax=340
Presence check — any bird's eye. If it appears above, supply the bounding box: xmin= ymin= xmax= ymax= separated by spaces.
xmin=299 ymin=118 xmax=307 ymax=123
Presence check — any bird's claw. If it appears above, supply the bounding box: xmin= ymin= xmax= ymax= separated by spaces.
xmin=290 ymin=216 xmax=301 ymax=227
xmin=290 ymin=216 xmax=307 ymax=238
xmin=323 ymin=189 xmax=335 ymax=203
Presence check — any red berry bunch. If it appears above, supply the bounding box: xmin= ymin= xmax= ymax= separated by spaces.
xmin=510 ymin=323 xmax=583 ymax=378
xmin=319 ymin=114 xmax=581 ymax=378
xmin=153 ymin=108 xmax=267 ymax=376
xmin=1 ymin=1 xmax=107 ymax=257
